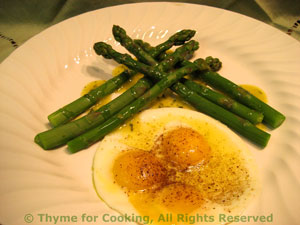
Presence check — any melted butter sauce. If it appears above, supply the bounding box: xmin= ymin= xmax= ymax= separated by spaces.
xmin=80 ymin=65 xmax=143 ymax=113
xmin=240 ymin=84 xmax=267 ymax=103
xmin=149 ymin=89 xmax=193 ymax=110
xmin=81 ymin=80 xmax=112 ymax=112
xmin=112 ymin=65 xmax=145 ymax=93
xmin=240 ymin=84 xmax=268 ymax=130
xmin=81 ymin=80 xmax=105 ymax=96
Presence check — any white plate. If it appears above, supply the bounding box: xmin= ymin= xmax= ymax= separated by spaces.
xmin=0 ymin=3 xmax=300 ymax=225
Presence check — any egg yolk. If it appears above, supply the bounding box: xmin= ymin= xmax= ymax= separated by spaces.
xmin=161 ymin=127 xmax=211 ymax=170
xmin=113 ymin=150 xmax=167 ymax=191
xmin=158 ymin=183 xmax=204 ymax=214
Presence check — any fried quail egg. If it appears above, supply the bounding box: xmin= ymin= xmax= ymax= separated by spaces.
xmin=92 ymin=108 xmax=260 ymax=225
xmin=155 ymin=127 xmax=211 ymax=170
xmin=112 ymin=149 xmax=167 ymax=191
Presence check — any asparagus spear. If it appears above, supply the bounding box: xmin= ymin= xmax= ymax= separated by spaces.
xmin=113 ymin=25 xmax=157 ymax=66
xmin=132 ymin=30 xmax=196 ymax=58
xmin=94 ymin=42 xmax=271 ymax=148
xmin=135 ymin=39 xmax=167 ymax=62
xmin=67 ymin=59 xmax=204 ymax=153
xmin=134 ymin=39 xmax=154 ymax=52
xmin=182 ymin=78 xmax=264 ymax=124
xmin=113 ymin=25 xmax=197 ymax=68
xmin=171 ymin=82 xmax=270 ymax=147
xmin=36 ymin=31 xmax=196 ymax=149
xmin=94 ymin=40 xmax=199 ymax=80
xmin=174 ymin=58 xmax=285 ymax=128
xmin=134 ymin=39 xmax=223 ymax=72
xmin=48 ymin=70 xmax=135 ymax=127
xmin=196 ymin=70 xmax=286 ymax=128
xmin=149 ymin=29 xmax=196 ymax=58
xmin=47 ymin=29 xmax=195 ymax=127
xmin=35 ymin=78 xmax=152 ymax=150
xmin=114 ymin=30 xmax=263 ymax=124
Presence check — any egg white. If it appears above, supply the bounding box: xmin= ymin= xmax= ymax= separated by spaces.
xmin=92 ymin=108 xmax=261 ymax=225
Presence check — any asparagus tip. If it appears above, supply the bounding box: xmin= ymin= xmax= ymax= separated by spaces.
xmin=205 ymin=56 xmax=222 ymax=72
xmin=112 ymin=25 xmax=125 ymax=43
xmin=93 ymin=42 xmax=113 ymax=59
xmin=193 ymin=58 xmax=210 ymax=71
xmin=170 ymin=29 xmax=196 ymax=45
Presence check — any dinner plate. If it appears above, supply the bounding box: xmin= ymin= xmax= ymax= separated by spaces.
xmin=0 ymin=2 xmax=299 ymax=225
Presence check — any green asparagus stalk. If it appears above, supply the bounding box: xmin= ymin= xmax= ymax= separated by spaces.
xmin=114 ymin=25 xmax=196 ymax=71
xmin=182 ymin=78 xmax=264 ymax=124
xmin=134 ymin=39 xmax=154 ymax=52
xmin=94 ymin=40 xmax=199 ymax=80
xmin=47 ymin=29 xmax=195 ymax=127
xmin=135 ymin=39 xmax=167 ymax=62
xmin=135 ymin=39 xmax=195 ymax=68
xmin=133 ymin=30 xmax=196 ymax=58
xmin=94 ymin=42 xmax=271 ymax=148
xmin=113 ymin=25 xmax=157 ymax=66
xmin=114 ymin=32 xmax=264 ymax=124
xmin=48 ymin=70 xmax=135 ymax=127
xmin=171 ymin=82 xmax=270 ymax=147
xmin=148 ymin=29 xmax=196 ymax=58
xmin=197 ymin=70 xmax=286 ymax=128
xmin=156 ymin=52 xmax=222 ymax=72
xmin=37 ymin=30 xmax=195 ymax=149
xmin=67 ymin=59 xmax=203 ymax=153
xmin=34 ymin=78 xmax=152 ymax=150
